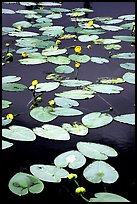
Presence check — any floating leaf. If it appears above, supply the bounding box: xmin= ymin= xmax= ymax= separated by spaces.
xmin=78 ymin=34 xmax=99 ymax=42
xmin=2 ymin=76 xmax=21 ymax=83
xmin=19 ymin=2 xmax=36 ymax=6
xmin=38 ymin=2 xmax=61 ymax=6
xmin=101 ymin=25 xmax=123 ymax=31
xmin=120 ymin=22 xmax=132 ymax=30
xmin=2 ymin=8 xmax=15 ymax=14
xmin=77 ymin=142 xmax=117 ymax=160
xmin=46 ymin=13 xmax=62 ymax=19
xmin=2 ymin=140 xmax=13 ymax=150
xmin=55 ymin=90 xmax=95 ymax=99
xmin=54 ymin=97 xmax=79 ymax=108
xmin=91 ymin=57 xmax=109 ymax=64
xmin=16 ymin=10 xmax=37 ymax=15
xmin=25 ymin=13 xmax=42 ymax=19
xmin=122 ymin=72 xmax=135 ymax=84
xmin=69 ymin=54 xmax=90 ymax=63
xmin=118 ymin=14 xmax=135 ymax=20
xmin=111 ymin=52 xmax=135 ymax=59
xmin=2 ymin=83 xmax=27 ymax=92
xmin=50 ymin=107 xmax=83 ymax=116
xmin=103 ymin=19 xmax=123 ymax=24
xmin=93 ymin=38 xmax=121 ymax=44
xmin=60 ymin=79 xmax=92 ymax=87
xmin=30 ymin=106 xmax=57 ymax=123
xmin=33 ymin=124 xmax=70 ymax=141
xmin=9 ymin=31 xmax=39 ymax=37
xmin=36 ymin=17 xmax=52 ymax=23
xmin=40 ymin=26 xmax=64 ymax=37
xmin=120 ymin=63 xmax=135 ymax=71
xmin=13 ymin=21 xmax=32 ymax=28
xmin=65 ymin=26 xmax=82 ymax=33
xmin=42 ymin=47 xmax=67 ymax=56
xmin=19 ymin=52 xmax=47 ymax=65
xmin=104 ymin=44 xmax=121 ymax=50
xmin=54 ymin=150 xmax=86 ymax=169
xmin=16 ymin=47 xmax=38 ymax=54
xmin=2 ymin=125 xmax=36 ymax=141
xmin=29 ymin=82 xmax=60 ymax=92
xmin=2 ymin=117 xmax=12 ymax=126
xmin=114 ymin=113 xmax=135 ymax=125
xmin=47 ymin=56 xmax=70 ymax=65
xmin=2 ymin=100 xmax=12 ymax=109
xmin=62 ymin=122 xmax=88 ymax=136
xmin=54 ymin=65 xmax=74 ymax=74
xmin=83 ymin=161 xmax=119 ymax=183
xmin=9 ymin=172 xmax=44 ymax=196
xmin=82 ymin=112 xmax=113 ymax=128
xmin=59 ymin=34 xmax=76 ymax=40
xmin=78 ymin=28 xmax=106 ymax=35
xmin=113 ymin=35 xmax=135 ymax=42
xmin=30 ymin=165 xmax=69 ymax=183
xmin=89 ymin=192 xmax=130 ymax=202
xmin=85 ymin=84 xmax=123 ymax=94
xmin=99 ymin=77 xmax=125 ymax=84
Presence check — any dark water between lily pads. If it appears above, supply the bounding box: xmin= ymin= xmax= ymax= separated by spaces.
xmin=2 ymin=2 xmax=135 ymax=204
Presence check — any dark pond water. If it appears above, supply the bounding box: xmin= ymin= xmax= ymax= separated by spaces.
xmin=2 ymin=2 xmax=135 ymax=204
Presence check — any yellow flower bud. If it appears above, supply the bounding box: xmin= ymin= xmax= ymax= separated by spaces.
xmin=31 ymin=79 xmax=38 ymax=86
xmin=22 ymin=52 xmax=28 ymax=58
xmin=74 ymin=46 xmax=82 ymax=53
xmin=75 ymin=61 xmax=81 ymax=68
xmin=87 ymin=20 xmax=94 ymax=27
xmin=36 ymin=97 xmax=42 ymax=102
xmin=73 ymin=12 xmax=78 ymax=17
xmin=56 ymin=39 xmax=61 ymax=45
xmin=6 ymin=53 xmax=13 ymax=58
xmin=17 ymin=25 xmax=22 ymax=30
xmin=40 ymin=7 xmax=44 ymax=10
xmin=60 ymin=12 xmax=62 ymax=15
xmin=52 ymin=11 xmax=55 ymax=14
xmin=48 ymin=100 xmax=55 ymax=106
xmin=68 ymin=173 xmax=78 ymax=180
xmin=132 ymin=22 xmax=135 ymax=26
xmin=6 ymin=43 xmax=10 ymax=47
xmin=75 ymin=187 xmax=86 ymax=194
xmin=6 ymin=113 xmax=14 ymax=120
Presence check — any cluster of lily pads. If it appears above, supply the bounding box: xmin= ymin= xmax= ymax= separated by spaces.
xmin=2 ymin=2 xmax=135 ymax=202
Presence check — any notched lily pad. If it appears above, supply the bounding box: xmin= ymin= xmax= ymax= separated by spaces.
xmin=62 ymin=122 xmax=88 ymax=136
xmin=122 ymin=72 xmax=135 ymax=84
xmin=114 ymin=113 xmax=135 ymax=125
xmin=2 ymin=140 xmax=13 ymax=150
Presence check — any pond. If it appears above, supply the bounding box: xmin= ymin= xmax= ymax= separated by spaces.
xmin=2 ymin=2 xmax=135 ymax=204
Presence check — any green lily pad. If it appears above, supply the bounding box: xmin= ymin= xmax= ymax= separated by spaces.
xmin=33 ymin=124 xmax=70 ymax=141
xmin=69 ymin=54 xmax=90 ymax=63
xmin=9 ymin=172 xmax=44 ymax=196
xmin=101 ymin=25 xmax=123 ymax=31
xmin=120 ymin=63 xmax=135 ymax=71
xmin=66 ymin=12 xmax=85 ymax=17
xmin=89 ymin=192 xmax=130 ymax=202
xmin=93 ymin=38 xmax=121 ymax=44
xmin=99 ymin=77 xmax=125 ymax=84
xmin=40 ymin=26 xmax=64 ymax=37
xmin=13 ymin=21 xmax=32 ymax=28
xmin=118 ymin=14 xmax=135 ymax=20
xmin=122 ymin=72 xmax=135 ymax=84
xmin=50 ymin=8 xmax=70 ymax=13
xmin=103 ymin=19 xmax=123 ymax=24
xmin=30 ymin=106 xmax=57 ymax=122
xmin=50 ymin=107 xmax=83 ymax=116
xmin=104 ymin=44 xmax=121 ymax=50
xmin=2 ymin=117 xmax=12 ymax=126
xmin=2 ymin=140 xmax=13 ymax=150
xmin=82 ymin=112 xmax=113 ymax=128
xmin=85 ymin=84 xmax=123 ymax=94
xmin=60 ymin=79 xmax=92 ymax=87
xmin=54 ymin=97 xmax=79 ymax=108
xmin=30 ymin=165 xmax=69 ymax=183
xmin=19 ymin=2 xmax=36 ymax=6
xmin=9 ymin=31 xmax=39 ymax=37
xmin=2 ymin=76 xmax=21 ymax=83
xmin=2 ymin=100 xmax=12 ymax=109
xmin=91 ymin=57 xmax=109 ymax=64
xmin=2 ymin=8 xmax=15 ymax=14
xmin=83 ymin=161 xmax=119 ymax=183
xmin=55 ymin=89 xmax=95 ymax=99
xmin=54 ymin=150 xmax=86 ymax=169
xmin=16 ymin=47 xmax=38 ymax=54
xmin=114 ymin=113 xmax=135 ymax=125
xmin=25 ymin=13 xmax=42 ymax=19
xmin=2 ymin=125 xmax=36 ymax=141
xmin=113 ymin=35 xmax=135 ymax=42
xmin=46 ymin=13 xmax=62 ymax=19
xmin=54 ymin=65 xmax=74 ymax=74
xmin=78 ymin=28 xmax=106 ymax=35
xmin=47 ymin=56 xmax=70 ymax=65
xmin=77 ymin=142 xmax=118 ymax=160
xmin=38 ymin=2 xmax=61 ymax=6
xmin=65 ymin=26 xmax=82 ymax=33
xmin=36 ymin=17 xmax=52 ymax=23
xmin=78 ymin=34 xmax=99 ymax=42
xmin=29 ymin=82 xmax=60 ymax=92
xmin=62 ymin=122 xmax=88 ymax=136
xmin=2 ymin=83 xmax=27 ymax=92
xmin=42 ymin=47 xmax=67 ymax=56
xmin=120 ymin=22 xmax=132 ymax=30
xmin=32 ymin=22 xmax=53 ymax=28
xmin=16 ymin=10 xmax=37 ymax=15
xmin=111 ymin=52 xmax=135 ymax=59
xmin=19 ymin=53 xmax=47 ymax=65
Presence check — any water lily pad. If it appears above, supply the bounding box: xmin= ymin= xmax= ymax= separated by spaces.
xmin=50 ymin=107 xmax=83 ymax=116
xmin=59 ymin=34 xmax=76 ymax=39
xmin=2 ymin=83 xmax=27 ymax=92
xmin=78 ymin=34 xmax=99 ymax=42
xmin=2 ymin=100 xmax=12 ymax=109
xmin=65 ymin=26 xmax=82 ymax=33
xmin=54 ymin=65 xmax=74 ymax=74
xmin=66 ymin=12 xmax=85 ymax=17
xmin=99 ymin=77 xmax=125 ymax=84
xmin=62 ymin=122 xmax=88 ymax=136
xmin=42 ymin=47 xmax=67 ymax=56
xmin=46 ymin=13 xmax=62 ymax=19
xmin=77 ymin=142 xmax=117 ymax=160
xmin=54 ymin=97 xmax=79 ymax=108
xmin=38 ymin=2 xmax=61 ymax=6
xmin=69 ymin=54 xmax=90 ymax=63
xmin=111 ymin=52 xmax=135 ymax=59
xmin=101 ymin=25 xmax=123 ymax=31
xmin=29 ymin=82 xmax=60 ymax=92
xmin=118 ymin=14 xmax=135 ymax=20
xmin=19 ymin=54 xmax=47 ymax=65
xmin=114 ymin=113 xmax=135 ymax=125
xmin=120 ymin=63 xmax=135 ymax=71
xmin=54 ymin=150 xmax=86 ymax=169
xmin=40 ymin=26 xmax=64 ymax=37
xmin=8 ymin=172 xmax=44 ymax=196
xmin=85 ymin=84 xmax=123 ymax=94
xmin=19 ymin=2 xmax=36 ymax=6
xmin=91 ymin=57 xmax=109 ymax=64
xmin=89 ymin=192 xmax=130 ymax=202
xmin=2 ymin=117 xmax=12 ymax=126
xmin=2 ymin=125 xmax=36 ymax=141
xmin=60 ymin=79 xmax=92 ymax=87
xmin=13 ymin=21 xmax=32 ymax=28
xmin=9 ymin=31 xmax=39 ymax=37
xmin=93 ymin=38 xmax=121 ymax=44
xmin=122 ymin=72 xmax=135 ymax=84
xmin=2 ymin=8 xmax=15 ymax=14
xmin=2 ymin=140 xmax=13 ymax=150
xmin=55 ymin=90 xmax=95 ymax=99
xmin=30 ymin=164 xmax=69 ymax=183
xmin=30 ymin=106 xmax=57 ymax=123
xmin=2 ymin=76 xmax=21 ymax=83
xmin=103 ymin=19 xmax=123 ymax=24
xmin=50 ymin=8 xmax=70 ymax=13
xmin=25 ymin=13 xmax=42 ymax=19
xmin=104 ymin=44 xmax=121 ymax=50
xmin=16 ymin=10 xmax=37 ymax=15
xmin=47 ymin=56 xmax=70 ymax=65
xmin=83 ymin=161 xmax=119 ymax=183
xmin=82 ymin=112 xmax=113 ymax=128
xmin=120 ymin=22 xmax=132 ymax=30
xmin=113 ymin=35 xmax=135 ymax=42
xmin=36 ymin=17 xmax=52 ymax=23
xmin=16 ymin=47 xmax=38 ymax=54
xmin=78 ymin=28 xmax=106 ymax=35
xmin=33 ymin=124 xmax=70 ymax=141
